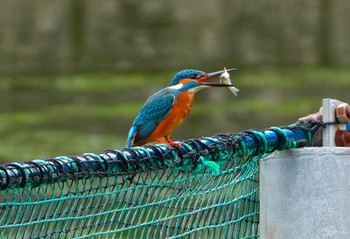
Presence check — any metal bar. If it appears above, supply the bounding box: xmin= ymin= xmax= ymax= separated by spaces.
xmin=322 ymin=98 xmax=342 ymax=147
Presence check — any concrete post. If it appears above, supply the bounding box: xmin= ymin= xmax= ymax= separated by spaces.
xmin=260 ymin=147 xmax=350 ymax=239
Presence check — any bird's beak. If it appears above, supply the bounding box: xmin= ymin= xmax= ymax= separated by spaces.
xmin=198 ymin=68 xmax=237 ymax=82
xmin=200 ymin=82 xmax=236 ymax=87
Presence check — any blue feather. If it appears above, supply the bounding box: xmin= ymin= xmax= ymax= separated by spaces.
xmin=125 ymin=88 xmax=178 ymax=147
xmin=169 ymin=69 xmax=204 ymax=85
xmin=125 ymin=126 xmax=137 ymax=148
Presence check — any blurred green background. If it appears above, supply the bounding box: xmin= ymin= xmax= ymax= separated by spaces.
xmin=0 ymin=1 xmax=349 ymax=163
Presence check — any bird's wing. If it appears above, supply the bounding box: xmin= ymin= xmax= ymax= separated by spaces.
xmin=125 ymin=89 xmax=177 ymax=147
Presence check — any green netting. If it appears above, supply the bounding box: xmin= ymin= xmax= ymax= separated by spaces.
xmin=0 ymin=121 xmax=322 ymax=238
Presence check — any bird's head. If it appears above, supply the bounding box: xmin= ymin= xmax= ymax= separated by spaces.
xmin=169 ymin=68 xmax=237 ymax=86
xmin=169 ymin=79 xmax=236 ymax=94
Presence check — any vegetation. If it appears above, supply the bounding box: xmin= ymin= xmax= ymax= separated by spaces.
xmin=0 ymin=67 xmax=348 ymax=163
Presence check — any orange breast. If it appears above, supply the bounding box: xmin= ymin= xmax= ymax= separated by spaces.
xmin=145 ymin=92 xmax=194 ymax=142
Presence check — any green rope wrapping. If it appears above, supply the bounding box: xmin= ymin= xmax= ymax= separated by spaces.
xmin=0 ymin=121 xmax=323 ymax=239
xmin=194 ymin=156 xmax=221 ymax=175
xmin=270 ymin=127 xmax=289 ymax=150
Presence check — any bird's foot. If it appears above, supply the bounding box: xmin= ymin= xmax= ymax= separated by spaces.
xmin=155 ymin=138 xmax=174 ymax=149
xmin=165 ymin=136 xmax=182 ymax=149
xmin=155 ymin=137 xmax=182 ymax=149
xmin=164 ymin=141 xmax=181 ymax=149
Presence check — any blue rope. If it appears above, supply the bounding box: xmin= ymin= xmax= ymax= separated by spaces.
xmin=0 ymin=121 xmax=324 ymax=190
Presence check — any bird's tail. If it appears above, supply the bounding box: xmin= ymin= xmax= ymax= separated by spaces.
xmin=125 ymin=126 xmax=137 ymax=148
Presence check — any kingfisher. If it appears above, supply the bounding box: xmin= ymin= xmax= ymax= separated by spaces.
xmin=169 ymin=68 xmax=236 ymax=86
xmin=125 ymin=68 xmax=237 ymax=148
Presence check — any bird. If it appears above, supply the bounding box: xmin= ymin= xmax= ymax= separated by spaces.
xmin=125 ymin=68 xmax=236 ymax=148
xmin=169 ymin=68 xmax=236 ymax=86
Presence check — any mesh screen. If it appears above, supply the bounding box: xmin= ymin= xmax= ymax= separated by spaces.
xmin=0 ymin=122 xmax=321 ymax=238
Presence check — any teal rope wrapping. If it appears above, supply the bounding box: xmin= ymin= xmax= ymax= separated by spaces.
xmin=0 ymin=120 xmax=328 ymax=239
xmin=131 ymin=147 xmax=152 ymax=171
xmin=55 ymin=156 xmax=80 ymax=174
xmin=0 ymin=121 xmax=324 ymax=190
xmin=270 ymin=127 xmax=289 ymax=150
xmin=176 ymin=142 xmax=197 ymax=172
xmin=234 ymin=134 xmax=248 ymax=157
xmin=31 ymin=159 xmax=60 ymax=184
xmin=250 ymin=130 xmax=269 ymax=156
xmin=0 ymin=168 xmax=7 ymax=190
xmin=82 ymin=153 xmax=106 ymax=171
xmin=194 ymin=156 xmax=221 ymax=176
xmin=289 ymin=120 xmax=322 ymax=146
xmin=112 ymin=149 xmax=130 ymax=173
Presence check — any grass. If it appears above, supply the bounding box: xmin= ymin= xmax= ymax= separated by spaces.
xmin=0 ymin=66 xmax=349 ymax=163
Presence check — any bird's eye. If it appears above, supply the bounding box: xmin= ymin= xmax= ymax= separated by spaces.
xmin=190 ymin=75 xmax=197 ymax=79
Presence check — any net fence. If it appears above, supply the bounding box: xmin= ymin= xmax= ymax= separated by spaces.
xmin=0 ymin=121 xmax=322 ymax=238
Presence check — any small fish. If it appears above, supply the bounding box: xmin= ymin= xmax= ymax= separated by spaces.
xmin=220 ymin=67 xmax=239 ymax=96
